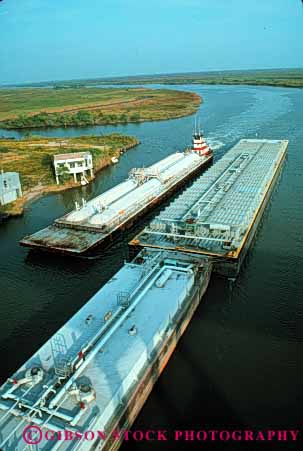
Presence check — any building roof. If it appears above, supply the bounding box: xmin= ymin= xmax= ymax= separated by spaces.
xmin=0 ymin=172 xmax=21 ymax=184
xmin=0 ymin=172 xmax=21 ymax=195
xmin=54 ymin=152 xmax=91 ymax=162
xmin=0 ymin=171 xmax=20 ymax=178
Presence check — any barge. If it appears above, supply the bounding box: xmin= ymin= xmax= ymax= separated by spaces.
xmin=0 ymin=249 xmax=212 ymax=450
xmin=129 ymin=139 xmax=288 ymax=277
xmin=20 ymin=132 xmax=212 ymax=255
xmin=0 ymin=136 xmax=288 ymax=451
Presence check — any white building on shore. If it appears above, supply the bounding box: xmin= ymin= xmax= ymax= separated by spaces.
xmin=0 ymin=171 xmax=22 ymax=206
xmin=54 ymin=152 xmax=94 ymax=185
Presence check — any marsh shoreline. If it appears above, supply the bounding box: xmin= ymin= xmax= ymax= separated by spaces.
xmin=0 ymin=138 xmax=139 ymax=217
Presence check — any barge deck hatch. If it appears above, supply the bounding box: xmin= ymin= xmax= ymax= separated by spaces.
xmin=130 ymin=139 xmax=288 ymax=275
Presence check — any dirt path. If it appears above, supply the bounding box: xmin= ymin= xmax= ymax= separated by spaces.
xmin=23 ymin=97 xmax=153 ymax=118
xmin=27 ymin=142 xmax=108 ymax=150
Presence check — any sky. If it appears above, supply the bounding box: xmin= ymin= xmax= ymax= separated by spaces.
xmin=0 ymin=0 xmax=303 ymax=85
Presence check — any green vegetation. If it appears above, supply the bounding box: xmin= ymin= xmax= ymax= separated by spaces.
xmin=93 ymin=68 xmax=303 ymax=88
xmin=0 ymin=87 xmax=201 ymax=129
xmin=0 ymin=134 xmax=139 ymax=215
xmin=15 ymin=68 xmax=301 ymax=89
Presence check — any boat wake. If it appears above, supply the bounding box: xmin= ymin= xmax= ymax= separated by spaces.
xmin=211 ymin=89 xmax=292 ymax=143
xmin=205 ymin=138 xmax=225 ymax=151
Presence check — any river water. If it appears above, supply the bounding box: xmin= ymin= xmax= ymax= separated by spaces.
xmin=0 ymin=85 xmax=302 ymax=450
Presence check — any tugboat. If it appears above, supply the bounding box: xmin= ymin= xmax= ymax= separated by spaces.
xmin=191 ymin=119 xmax=212 ymax=157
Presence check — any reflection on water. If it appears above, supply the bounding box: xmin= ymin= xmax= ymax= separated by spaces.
xmin=0 ymin=84 xmax=303 ymax=449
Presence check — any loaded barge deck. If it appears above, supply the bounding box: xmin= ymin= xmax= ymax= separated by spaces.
xmin=0 ymin=249 xmax=212 ymax=451
xmin=20 ymin=147 xmax=212 ymax=255
xmin=130 ymin=139 xmax=288 ymax=276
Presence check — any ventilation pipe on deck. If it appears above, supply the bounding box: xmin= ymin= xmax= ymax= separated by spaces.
xmin=2 ymin=367 xmax=44 ymax=400
xmin=49 ymin=264 xmax=167 ymax=408
xmin=49 ymin=263 xmax=193 ymax=409
xmin=155 ymin=269 xmax=173 ymax=288
xmin=69 ymin=383 xmax=96 ymax=427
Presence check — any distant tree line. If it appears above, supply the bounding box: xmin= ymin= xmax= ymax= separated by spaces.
xmin=1 ymin=110 xmax=142 ymax=129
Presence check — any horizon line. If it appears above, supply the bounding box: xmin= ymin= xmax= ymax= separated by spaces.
xmin=1 ymin=66 xmax=303 ymax=88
